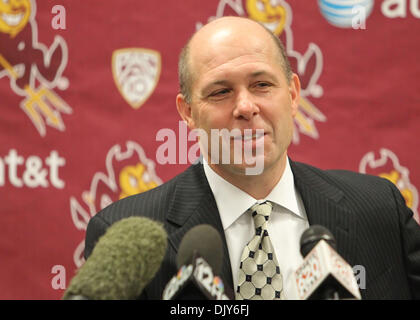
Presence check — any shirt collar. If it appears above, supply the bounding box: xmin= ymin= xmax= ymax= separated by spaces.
xmin=265 ymin=158 xmax=305 ymax=220
xmin=203 ymin=157 xmax=305 ymax=231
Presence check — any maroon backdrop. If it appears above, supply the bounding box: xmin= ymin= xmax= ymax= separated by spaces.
xmin=0 ymin=0 xmax=418 ymax=299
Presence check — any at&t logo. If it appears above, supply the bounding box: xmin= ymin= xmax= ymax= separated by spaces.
xmin=318 ymin=0 xmax=420 ymax=29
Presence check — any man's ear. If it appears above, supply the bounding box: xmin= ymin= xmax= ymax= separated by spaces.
xmin=289 ymin=73 xmax=301 ymax=117
xmin=176 ymin=93 xmax=196 ymax=129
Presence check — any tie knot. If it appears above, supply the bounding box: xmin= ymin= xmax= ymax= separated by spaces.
xmin=250 ymin=201 xmax=272 ymax=229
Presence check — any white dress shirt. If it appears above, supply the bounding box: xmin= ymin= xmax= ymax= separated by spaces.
xmin=202 ymin=157 xmax=309 ymax=299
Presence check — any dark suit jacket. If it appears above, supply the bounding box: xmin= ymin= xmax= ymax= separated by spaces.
xmin=84 ymin=160 xmax=420 ymax=299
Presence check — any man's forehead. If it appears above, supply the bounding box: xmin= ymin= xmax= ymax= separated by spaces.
xmin=193 ymin=16 xmax=266 ymax=36
xmin=189 ymin=23 xmax=275 ymax=69
xmin=190 ymin=17 xmax=271 ymax=50
xmin=191 ymin=45 xmax=282 ymax=86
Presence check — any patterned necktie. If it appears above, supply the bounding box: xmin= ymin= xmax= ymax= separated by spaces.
xmin=236 ymin=201 xmax=285 ymax=300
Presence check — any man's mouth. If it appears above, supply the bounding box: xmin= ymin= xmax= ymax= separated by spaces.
xmin=233 ymin=132 xmax=265 ymax=141
xmin=1 ymin=12 xmax=24 ymax=26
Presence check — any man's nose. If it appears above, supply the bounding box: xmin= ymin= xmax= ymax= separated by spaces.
xmin=233 ymin=90 xmax=259 ymax=121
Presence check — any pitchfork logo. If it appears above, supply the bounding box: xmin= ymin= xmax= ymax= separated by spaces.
xmin=359 ymin=148 xmax=419 ymax=223
xmin=0 ymin=0 xmax=71 ymax=137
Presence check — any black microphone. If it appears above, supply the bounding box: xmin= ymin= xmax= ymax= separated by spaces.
xmin=162 ymin=224 xmax=233 ymax=300
xmin=63 ymin=216 xmax=167 ymax=300
xmin=294 ymin=225 xmax=361 ymax=300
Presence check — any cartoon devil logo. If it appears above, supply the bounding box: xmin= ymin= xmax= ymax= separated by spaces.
xmin=360 ymin=149 xmax=419 ymax=223
xmin=69 ymin=141 xmax=162 ymax=267
xmin=0 ymin=0 xmax=71 ymax=137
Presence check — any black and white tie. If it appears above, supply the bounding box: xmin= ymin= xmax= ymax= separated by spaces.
xmin=236 ymin=201 xmax=285 ymax=300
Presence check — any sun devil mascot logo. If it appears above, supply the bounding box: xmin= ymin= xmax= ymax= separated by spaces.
xmin=69 ymin=141 xmax=162 ymax=267
xmin=359 ymin=148 xmax=419 ymax=223
xmin=0 ymin=0 xmax=71 ymax=137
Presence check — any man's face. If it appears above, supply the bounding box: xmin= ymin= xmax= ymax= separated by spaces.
xmin=179 ymin=19 xmax=300 ymax=176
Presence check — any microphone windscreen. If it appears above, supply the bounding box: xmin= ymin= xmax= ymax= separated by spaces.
xmin=176 ymin=224 xmax=223 ymax=274
xmin=300 ymin=225 xmax=337 ymax=257
xmin=63 ymin=216 xmax=167 ymax=300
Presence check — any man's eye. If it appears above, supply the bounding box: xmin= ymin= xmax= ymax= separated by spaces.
xmin=210 ymin=89 xmax=230 ymax=96
xmin=255 ymin=82 xmax=271 ymax=88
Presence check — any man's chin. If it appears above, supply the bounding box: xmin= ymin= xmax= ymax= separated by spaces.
xmin=217 ymin=159 xmax=266 ymax=177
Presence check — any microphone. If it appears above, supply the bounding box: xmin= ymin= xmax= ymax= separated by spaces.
xmin=294 ymin=225 xmax=361 ymax=300
xmin=162 ymin=224 xmax=233 ymax=300
xmin=63 ymin=216 xmax=167 ymax=300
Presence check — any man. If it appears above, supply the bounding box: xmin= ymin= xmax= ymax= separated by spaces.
xmin=85 ymin=17 xmax=420 ymax=299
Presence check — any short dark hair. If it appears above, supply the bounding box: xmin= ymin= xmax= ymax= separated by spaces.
xmin=178 ymin=20 xmax=292 ymax=104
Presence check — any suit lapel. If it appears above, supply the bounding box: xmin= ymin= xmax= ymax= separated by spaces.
xmin=165 ymin=163 xmax=234 ymax=293
xmin=290 ymin=161 xmax=358 ymax=264
xmin=163 ymin=160 xmax=358 ymax=296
